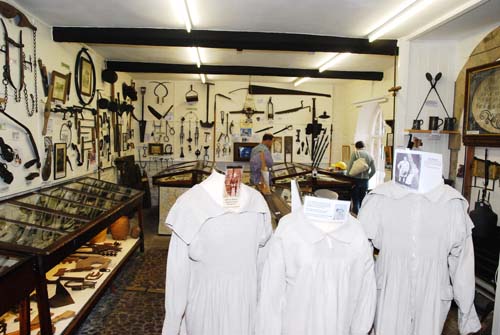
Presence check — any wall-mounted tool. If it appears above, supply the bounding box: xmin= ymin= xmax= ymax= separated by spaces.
xmin=216 ymin=143 xmax=221 ymax=158
xmin=164 ymin=144 xmax=173 ymax=155
xmin=0 ymin=137 xmax=14 ymax=162
xmin=147 ymin=105 xmax=162 ymax=120
xmin=195 ymin=148 xmax=201 ymax=159
xmin=295 ymin=129 xmax=301 ymax=143
xmin=273 ymin=125 xmax=293 ymax=135
xmin=194 ymin=124 xmax=199 ymax=146
xmin=41 ymin=137 xmax=52 ymax=181
xmin=139 ymin=87 xmax=147 ymax=142
xmin=256 ymin=126 xmax=273 ymax=133
xmin=200 ymin=82 xmax=215 ymax=128
xmin=318 ymin=111 xmax=330 ymax=119
xmin=38 ymin=59 xmax=49 ymax=97
xmin=267 ymin=97 xmax=274 ymax=120
xmin=229 ymin=120 xmax=234 ymax=135
xmin=204 ymin=132 xmax=210 ymax=143
xmin=276 ymin=100 xmax=311 ymax=115
xmin=0 ymin=162 xmax=13 ymax=184
xmin=151 ymin=81 xmax=169 ymax=104
xmin=215 ymin=93 xmax=231 ymax=124
xmin=187 ymin=120 xmax=193 ymax=144
xmin=203 ymin=146 xmax=210 ymax=161
xmin=414 ymin=72 xmax=450 ymax=121
xmin=305 ymin=137 xmax=309 ymax=156
xmin=162 ymin=105 xmax=174 ymax=119
xmin=165 ymin=120 xmax=175 ymax=142
xmin=70 ymin=143 xmax=83 ymax=166
xmin=185 ymin=84 xmax=199 ymax=103
xmin=221 ymin=110 xmax=225 ymax=125
xmin=180 ymin=117 xmax=185 ymax=144
xmin=180 ymin=147 xmax=184 ymax=159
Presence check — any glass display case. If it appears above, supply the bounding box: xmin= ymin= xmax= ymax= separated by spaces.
xmin=152 ymin=160 xmax=215 ymax=187
xmin=0 ymin=177 xmax=144 ymax=335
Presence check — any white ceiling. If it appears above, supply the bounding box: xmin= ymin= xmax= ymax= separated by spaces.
xmin=14 ymin=0 xmax=498 ymax=84
xmin=17 ymin=0 xmax=491 ymax=38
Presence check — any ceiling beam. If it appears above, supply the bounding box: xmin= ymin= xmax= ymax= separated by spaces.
xmin=53 ymin=27 xmax=398 ymax=56
xmin=106 ymin=61 xmax=384 ymax=81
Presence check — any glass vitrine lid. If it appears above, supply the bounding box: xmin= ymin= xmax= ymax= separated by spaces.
xmin=63 ymin=182 xmax=130 ymax=202
xmin=0 ymin=220 xmax=65 ymax=250
xmin=78 ymin=178 xmax=140 ymax=196
xmin=0 ymin=253 xmax=22 ymax=276
xmin=40 ymin=188 xmax=115 ymax=210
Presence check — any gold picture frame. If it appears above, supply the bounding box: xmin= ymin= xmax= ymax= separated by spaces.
xmin=51 ymin=71 xmax=69 ymax=104
xmin=54 ymin=142 xmax=67 ymax=180
xmin=80 ymin=58 xmax=93 ymax=97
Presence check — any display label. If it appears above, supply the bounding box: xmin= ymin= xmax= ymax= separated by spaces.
xmin=303 ymin=196 xmax=350 ymax=222
xmin=393 ymin=149 xmax=443 ymax=193
xmin=223 ymin=166 xmax=243 ymax=210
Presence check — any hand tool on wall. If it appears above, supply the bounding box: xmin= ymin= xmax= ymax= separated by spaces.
xmin=180 ymin=117 xmax=185 ymax=144
xmin=256 ymin=126 xmax=273 ymax=133
xmin=139 ymin=87 xmax=147 ymax=142
xmin=295 ymin=129 xmax=301 ymax=143
xmin=0 ymin=162 xmax=13 ymax=184
xmin=204 ymin=132 xmax=210 ymax=143
xmin=42 ymin=82 xmax=54 ymax=136
xmin=221 ymin=110 xmax=225 ymax=125
xmin=276 ymin=101 xmax=311 ymax=115
xmin=318 ymin=111 xmax=330 ymax=119
xmin=194 ymin=124 xmax=199 ymax=146
xmin=185 ymin=84 xmax=199 ymax=103
xmin=273 ymin=125 xmax=293 ymax=135
xmin=414 ymin=72 xmax=450 ymax=121
xmin=229 ymin=120 xmax=234 ymax=135
xmin=162 ymin=104 xmax=174 ymax=119
xmin=41 ymin=137 xmax=52 ymax=181
xmin=200 ymin=82 xmax=215 ymax=128
xmin=214 ymin=94 xmax=231 ymax=122
xmin=180 ymin=147 xmax=184 ymax=159
xmin=187 ymin=120 xmax=193 ymax=143
xmin=313 ymin=135 xmax=330 ymax=168
xmin=267 ymin=97 xmax=274 ymax=120
xmin=305 ymin=137 xmax=309 ymax=156
xmin=216 ymin=143 xmax=221 ymax=158
xmin=195 ymin=148 xmax=201 ymax=159
xmin=38 ymin=58 xmax=49 ymax=96
xmin=151 ymin=81 xmax=169 ymax=104
xmin=147 ymin=105 xmax=162 ymax=120
xmin=203 ymin=146 xmax=210 ymax=161
xmin=0 ymin=137 xmax=14 ymax=162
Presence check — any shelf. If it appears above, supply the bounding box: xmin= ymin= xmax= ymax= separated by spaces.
xmin=405 ymin=129 xmax=460 ymax=134
xmin=1 ymin=237 xmax=140 ymax=335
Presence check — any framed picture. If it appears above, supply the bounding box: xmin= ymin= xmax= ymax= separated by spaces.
xmin=272 ymin=137 xmax=283 ymax=153
xmin=54 ymin=143 xmax=67 ymax=180
xmin=80 ymin=58 xmax=93 ymax=97
xmin=51 ymin=71 xmax=69 ymax=103
xmin=463 ymin=59 xmax=500 ymax=146
xmin=148 ymin=143 xmax=163 ymax=155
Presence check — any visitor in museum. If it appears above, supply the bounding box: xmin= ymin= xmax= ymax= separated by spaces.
xmin=250 ymin=133 xmax=274 ymax=186
xmin=347 ymin=140 xmax=376 ymax=215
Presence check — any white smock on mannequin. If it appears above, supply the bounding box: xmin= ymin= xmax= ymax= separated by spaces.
xmin=358 ymin=151 xmax=481 ymax=335
xmin=257 ymin=197 xmax=376 ymax=335
xmin=162 ymin=169 xmax=272 ymax=335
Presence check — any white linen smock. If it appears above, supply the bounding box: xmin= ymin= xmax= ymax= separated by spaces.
xmin=358 ymin=181 xmax=481 ymax=335
xmin=256 ymin=211 xmax=376 ymax=335
xmin=162 ymin=184 xmax=272 ymax=335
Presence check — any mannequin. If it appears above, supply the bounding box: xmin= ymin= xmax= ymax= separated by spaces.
xmin=200 ymin=169 xmax=249 ymax=211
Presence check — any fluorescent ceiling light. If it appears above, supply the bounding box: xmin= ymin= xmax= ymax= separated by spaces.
xmin=318 ymin=53 xmax=351 ymax=73
xmin=402 ymin=0 xmax=490 ymax=40
xmin=181 ymin=0 xmax=193 ymax=33
xmin=368 ymin=0 xmax=434 ymax=42
xmin=294 ymin=77 xmax=310 ymax=87
xmin=191 ymin=47 xmax=202 ymax=68
xmin=199 ymin=73 xmax=206 ymax=84
xmin=365 ymin=0 xmax=417 ymax=35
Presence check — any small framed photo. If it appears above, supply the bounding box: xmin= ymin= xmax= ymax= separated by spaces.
xmin=148 ymin=143 xmax=163 ymax=155
xmin=80 ymin=58 xmax=93 ymax=97
xmin=54 ymin=143 xmax=67 ymax=180
xmin=51 ymin=71 xmax=69 ymax=103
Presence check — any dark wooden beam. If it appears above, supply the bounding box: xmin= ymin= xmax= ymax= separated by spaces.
xmin=53 ymin=27 xmax=398 ymax=56
xmin=106 ymin=61 xmax=384 ymax=81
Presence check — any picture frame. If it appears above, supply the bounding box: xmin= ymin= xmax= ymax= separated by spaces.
xmin=80 ymin=58 xmax=93 ymax=97
xmin=54 ymin=143 xmax=67 ymax=180
xmin=463 ymin=59 xmax=500 ymax=147
xmin=148 ymin=143 xmax=163 ymax=155
xmin=51 ymin=71 xmax=69 ymax=104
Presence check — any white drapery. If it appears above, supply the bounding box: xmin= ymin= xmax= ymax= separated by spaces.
xmin=354 ymin=101 xmax=386 ymax=188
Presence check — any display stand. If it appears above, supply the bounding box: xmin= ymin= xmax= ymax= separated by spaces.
xmin=0 ymin=251 xmax=37 ymax=335
xmin=0 ymin=177 xmax=144 ymax=335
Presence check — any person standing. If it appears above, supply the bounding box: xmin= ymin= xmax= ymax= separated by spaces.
xmin=347 ymin=141 xmax=376 ymax=215
xmin=250 ymin=134 xmax=274 ymax=191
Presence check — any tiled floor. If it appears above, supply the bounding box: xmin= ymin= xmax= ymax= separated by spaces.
xmin=74 ymin=178 xmax=494 ymax=335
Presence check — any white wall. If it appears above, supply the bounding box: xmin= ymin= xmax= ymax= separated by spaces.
xmin=130 ymin=79 xmax=335 ymax=165
xmin=395 ymin=23 xmax=500 ymax=216
xmin=0 ymin=0 xmax=132 ymax=199
xmin=331 ymin=67 xmax=395 ymax=163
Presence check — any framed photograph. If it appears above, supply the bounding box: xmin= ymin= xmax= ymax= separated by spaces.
xmin=463 ymin=59 xmax=500 ymax=146
xmin=54 ymin=143 xmax=67 ymax=180
xmin=394 ymin=151 xmax=422 ymax=191
xmin=80 ymin=58 xmax=93 ymax=97
xmin=51 ymin=71 xmax=69 ymax=103
xmin=272 ymin=137 xmax=283 ymax=153
xmin=148 ymin=143 xmax=163 ymax=155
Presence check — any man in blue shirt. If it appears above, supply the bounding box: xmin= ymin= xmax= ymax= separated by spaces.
xmin=250 ymin=134 xmax=274 ymax=187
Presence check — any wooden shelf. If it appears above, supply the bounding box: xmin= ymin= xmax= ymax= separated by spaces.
xmin=404 ymin=129 xmax=460 ymax=134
